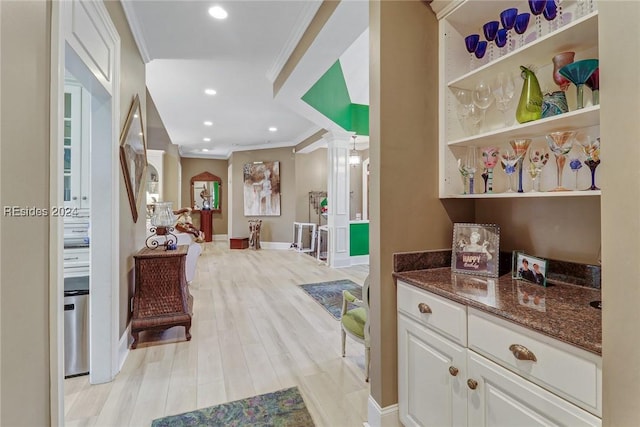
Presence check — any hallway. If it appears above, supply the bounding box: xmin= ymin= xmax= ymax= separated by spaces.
xmin=64 ymin=242 xmax=370 ymax=426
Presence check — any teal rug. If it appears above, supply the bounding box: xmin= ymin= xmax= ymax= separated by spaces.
xmin=300 ymin=279 xmax=362 ymax=320
xmin=151 ymin=386 xmax=314 ymax=426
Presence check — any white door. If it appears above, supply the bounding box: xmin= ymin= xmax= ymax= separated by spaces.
xmin=467 ymin=351 xmax=601 ymax=427
xmin=398 ymin=313 xmax=467 ymax=427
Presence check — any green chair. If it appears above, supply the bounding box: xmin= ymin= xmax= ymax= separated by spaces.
xmin=341 ymin=275 xmax=370 ymax=382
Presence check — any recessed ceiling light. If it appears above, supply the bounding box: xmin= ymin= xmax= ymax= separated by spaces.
xmin=203 ymin=137 xmax=211 ymax=142
xmin=202 ymin=148 xmax=209 ymax=152
xmin=204 ymin=88 xmax=217 ymax=95
xmin=268 ymin=127 xmax=278 ymax=132
xmin=208 ymin=6 xmax=228 ymax=20
xmin=204 ymin=121 xmax=213 ymax=126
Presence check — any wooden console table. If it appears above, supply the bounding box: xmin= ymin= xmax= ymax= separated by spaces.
xmin=131 ymin=245 xmax=193 ymax=348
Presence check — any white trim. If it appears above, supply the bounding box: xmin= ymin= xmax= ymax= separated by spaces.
xmin=351 ymin=255 xmax=370 ymax=266
xmin=367 ymin=396 xmax=401 ymax=427
xmin=120 ymin=0 xmax=151 ymax=63
xmin=266 ymin=0 xmax=322 ymax=83
xmin=362 ymin=157 xmax=369 ymax=220
xmin=213 ymin=234 xmax=228 ymax=242
xmin=118 ymin=323 xmax=132 ymax=371
xmin=260 ymin=242 xmax=292 ymax=250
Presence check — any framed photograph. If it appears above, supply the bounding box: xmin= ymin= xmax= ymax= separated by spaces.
xmin=243 ymin=161 xmax=281 ymax=216
xmin=119 ymin=94 xmax=147 ymax=223
xmin=451 ymin=223 xmax=500 ymax=277
xmin=512 ymin=251 xmax=548 ymax=286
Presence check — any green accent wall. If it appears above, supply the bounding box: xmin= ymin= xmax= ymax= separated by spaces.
xmin=302 ymin=60 xmax=369 ymax=135
xmin=350 ymin=222 xmax=370 ymax=256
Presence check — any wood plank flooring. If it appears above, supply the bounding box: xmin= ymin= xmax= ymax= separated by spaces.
xmin=64 ymin=242 xmax=370 ymax=426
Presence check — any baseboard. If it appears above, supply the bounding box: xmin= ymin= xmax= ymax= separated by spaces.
xmin=213 ymin=234 xmax=228 ymax=242
xmin=368 ymin=395 xmax=400 ymax=427
xmin=118 ymin=323 xmax=132 ymax=372
xmin=350 ymin=254 xmax=370 ymax=265
xmin=260 ymin=241 xmax=291 ymax=250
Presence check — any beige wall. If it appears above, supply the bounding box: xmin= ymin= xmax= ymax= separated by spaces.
xmin=370 ymin=0 xmax=472 ymax=407
xmin=104 ymin=1 xmax=147 ymax=336
xmin=295 ymin=148 xmax=328 ymax=224
xmin=230 ymin=147 xmax=296 ymax=242
xmin=0 ymin=2 xmax=51 ymax=425
xmin=180 ymin=157 xmax=228 ymax=234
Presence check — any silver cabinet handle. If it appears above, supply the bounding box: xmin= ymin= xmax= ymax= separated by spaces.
xmin=64 ymin=257 xmax=79 ymax=261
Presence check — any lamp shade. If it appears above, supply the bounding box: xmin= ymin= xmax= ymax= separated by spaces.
xmin=151 ymin=202 xmax=175 ymax=227
xmin=349 ymin=150 xmax=361 ymax=165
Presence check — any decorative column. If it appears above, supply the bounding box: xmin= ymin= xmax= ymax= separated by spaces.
xmin=324 ymin=131 xmax=353 ymax=268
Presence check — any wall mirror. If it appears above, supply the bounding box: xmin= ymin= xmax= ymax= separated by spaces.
xmin=191 ymin=171 xmax=222 ymax=212
xmin=119 ymin=94 xmax=147 ymax=223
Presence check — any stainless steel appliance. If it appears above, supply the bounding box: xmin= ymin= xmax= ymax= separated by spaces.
xmin=64 ymin=276 xmax=89 ymax=377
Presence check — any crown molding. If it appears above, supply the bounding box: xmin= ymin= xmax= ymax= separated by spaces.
xmin=121 ymin=0 xmax=151 ymax=63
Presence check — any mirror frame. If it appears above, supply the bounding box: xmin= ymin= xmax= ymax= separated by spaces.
xmin=119 ymin=94 xmax=147 ymax=223
xmin=191 ymin=171 xmax=222 ymax=213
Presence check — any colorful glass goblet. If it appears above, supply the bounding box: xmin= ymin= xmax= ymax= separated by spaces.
xmin=481 ymin=146 xmax=500 ymax=193
xmin=528 ymin=145 xmax=550 ymax=192
xmin=546 ymin=131 xmax=576 ymax=191
xmin=483 ymin=21 xmax=500 ymax=61
xmin=500 ymin=8 xmax=518 ymax=51
xmin=510 ymin=138 xmax=532 ymax=193
xmin=514 ymin=13 xmax=531 ymax=49
xmin=586 ymin=67 xmax=599 ymax=105
xmin=465 ymin=34 xmax=480 ymax=70
xmin=576 ymin=134 xmax=601 ymax=190
xmin=569 ymin=157 xmax=583 ymax=190
xmin=495 ymin=28 xmax=508 ymax=56
xmin=500 ymin=148 xmax=522 ymax=193
xmin=552 ymin=51 xmax=575 ymax=91
xmin=528 ymin=0 xmax=546 ymax=37
xmin=559 ymin=59 xmax=599 ymax=109
xmin=474 ymin=40 xmax=488 ymax=61
xmin=543 ymin=0 xmax=557 ymax=32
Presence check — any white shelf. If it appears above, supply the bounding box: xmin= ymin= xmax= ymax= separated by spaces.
xmin=448 ymin=105 xmax=600 ymax=147
xmin=442 ymin=190 xmax=601 ymax=199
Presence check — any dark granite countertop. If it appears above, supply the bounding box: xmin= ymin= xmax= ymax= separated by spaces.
xmin=394 ymin=267 xmax=602 ymax=356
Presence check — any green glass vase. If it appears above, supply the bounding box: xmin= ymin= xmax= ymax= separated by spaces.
xmin=515 ymin=66 xmax=543 ymax=124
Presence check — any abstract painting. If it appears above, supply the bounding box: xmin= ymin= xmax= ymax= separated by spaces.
xmin=243 ymin=161 xmax=280 ymax=216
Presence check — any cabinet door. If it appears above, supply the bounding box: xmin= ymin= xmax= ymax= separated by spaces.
xmin=64 ymin=82 xmax=90 ymax=211
xmin=398 ymin=313 xmax=467 ymax=427
xmin=467 ymin=351 xmax=601 ymax=427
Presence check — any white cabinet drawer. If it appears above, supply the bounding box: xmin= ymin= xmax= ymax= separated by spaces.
xmin=397 ymin=280 xmax=467 ymax=346
xmin=63 ymin=247 xmax=89 ymax=268
xmin=468 ymin=308 xmax=602 ymax=417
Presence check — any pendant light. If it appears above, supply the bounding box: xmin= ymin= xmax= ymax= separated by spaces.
xmin=349 ymin=135 xmax=361 ymax=166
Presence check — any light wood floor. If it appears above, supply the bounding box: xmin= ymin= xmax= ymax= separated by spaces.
xmin=64 ymin=242 xmax=370 ymax=427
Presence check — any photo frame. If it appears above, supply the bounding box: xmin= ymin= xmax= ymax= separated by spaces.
xmin=243 ymin=161 xmax=280 ymax=216
xmin=512 ymin=251 xmax=548 ymax=286
xmin=452 ymin=223 xmax=500 ymax=277
xmin=119 ymin=94 xmax=147 ymax=223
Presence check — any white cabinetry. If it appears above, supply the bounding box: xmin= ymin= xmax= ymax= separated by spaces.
xmin=397 ymin=280 xmax=601 ymax=427
xmin=64 ymin=80 xmax=90 ymax=212
xmin=436 ymin=1 xmax=600 ymax=197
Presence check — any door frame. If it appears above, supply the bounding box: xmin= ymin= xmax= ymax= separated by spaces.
xmin=49 ymin=1 xmax=120 ymax=424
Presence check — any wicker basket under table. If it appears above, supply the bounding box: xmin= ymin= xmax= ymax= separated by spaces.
xmin=131 ymin=245 xmax=193 ymax=348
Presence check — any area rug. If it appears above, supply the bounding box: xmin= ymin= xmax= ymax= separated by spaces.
xmin=300 ymin=279 xmax=362 ymax=320
xmin=151 ymin=386 xmax=314 ymax=427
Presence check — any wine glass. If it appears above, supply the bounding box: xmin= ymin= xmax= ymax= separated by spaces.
xmin=500 ymin=148 xmax=522 ymax=193
xmin=457 ymin=158 xmax=470 ymax=194
xmin=464 ymin=147 xmax=478 ymax=194
xmin=543 ymin=0 xmax=557 ymax=33
xmin=473 ymin=80 xmax=493 ymax=131
xmin=500 ymin=8 xmax=518 ymax=52
xmin=493 ymin=72 xmax=516 ymax=126
xmin=510 ymin=138 xmax=532 ymax=193
xmin=552 ymin=51 xmax=575 ymax=91
xmin=495 ymin=28 xmax=508 ymax=57
xmin=483 ymin=21 xmax=500 ymax=61
xmin=527 ymin=144 xmax=550 ymax=192
xmin=465 ymin=34 xmax=480 ymax=70
xmin=514 ymin=13 xmax=531 ymax=49
xmin=559 ymin=59 xmax=599 ymax=109
xmin=586 ymin=67 xmax=599 ymax=105
xmin=481 ymin=146 xmax=500 ymax=193
xmin=528 ymin=0 xmax=546 ymax=37
xmin=474 ymin=40 xmax=488 ymax=67
xmin=575 ymin=134 xmax=601 ymax=190
xmin=546 ymin=131 xmax=576 ymax=191
xmin=569 ymin=157 xmax=583 ymax=190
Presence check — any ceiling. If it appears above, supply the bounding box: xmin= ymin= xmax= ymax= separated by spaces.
xmin=122 ymin=1 xmax=369 ymax=159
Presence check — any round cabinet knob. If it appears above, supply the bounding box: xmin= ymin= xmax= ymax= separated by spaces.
xmin=82 ymin=196 xmax=87 ymax=200
xmin=467 ymin=379 xmax=478 ymax=390
xmin=72 ymin=196 xmax=78 ymax=200
xmin=418 ymin=303 xmax=432 ymax=314
xmin=448 ymin=366 xmax=459 ymax=376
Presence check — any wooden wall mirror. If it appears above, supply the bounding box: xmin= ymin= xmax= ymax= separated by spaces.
xmin=191 ymin=171 xmax=222 ymax=212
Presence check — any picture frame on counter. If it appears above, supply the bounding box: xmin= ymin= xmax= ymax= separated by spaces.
xmin=512 ymin=250 xmax=548 ymax=286
xmin=451 ymin=223 xmax=500 ymax=277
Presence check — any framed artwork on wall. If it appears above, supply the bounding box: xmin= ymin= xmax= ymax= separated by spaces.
xmin=243 ymin=161 xmax=280 ymax=216
xmin=119 ymin=94 xmax=147 ymax=223
xmin=451 ymin=223 xmax=500 ymax=277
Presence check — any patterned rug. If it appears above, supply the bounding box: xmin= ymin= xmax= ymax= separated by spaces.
xmin=299 ymin=279 xmax=362 ymax=320
xmin=151 ymin=386 xmax=314 ymax=427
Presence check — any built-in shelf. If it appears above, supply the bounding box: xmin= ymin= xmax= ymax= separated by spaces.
xmin=442 ymin=190 xmax=601 ymax=199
